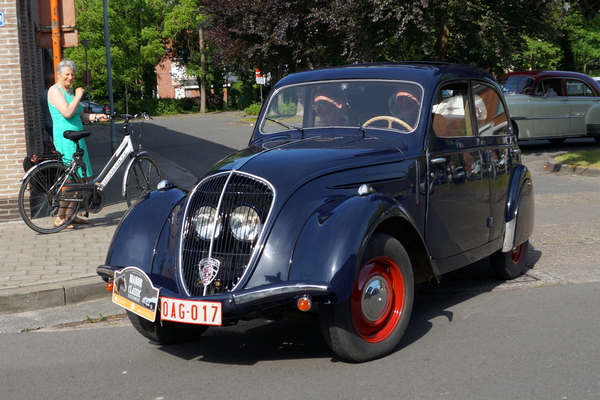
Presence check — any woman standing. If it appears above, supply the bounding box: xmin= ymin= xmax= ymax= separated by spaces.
xmin=48 ymin=59 xmax=108 ymax=228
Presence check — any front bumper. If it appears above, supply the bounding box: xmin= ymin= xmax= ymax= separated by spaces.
xmin=97 ymin=265 xmax=331 ymax=316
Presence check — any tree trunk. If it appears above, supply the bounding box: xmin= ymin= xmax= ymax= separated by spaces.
xmin=433 ymin=24 xmax=449 ymax=62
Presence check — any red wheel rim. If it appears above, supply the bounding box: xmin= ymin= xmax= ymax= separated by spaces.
xmin=351 ymin=255 xmax=405 ymax=343
xmin=510 ymin=243 xmax=525 ymax=264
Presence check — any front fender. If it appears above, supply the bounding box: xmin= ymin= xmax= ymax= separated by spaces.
xmin=585 ymin=104 xmax=600 ymax=137
xmin=502 ymin=164 xmax=534 ymax=251
xmin=99 ymin=187 xmax=187 ymax=279
xmin=289 ymin=193 xmax=413 ymax=304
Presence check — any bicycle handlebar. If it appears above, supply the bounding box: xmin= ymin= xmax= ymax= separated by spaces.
xmin=91 ymin=112 xmax=152 ymax=123
xmin=109 ymin=112 xmax=152 ymax=122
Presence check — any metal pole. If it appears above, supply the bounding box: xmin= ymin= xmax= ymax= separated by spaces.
xmin=199 ymin=26 xmax=206 ymax=113
xmin=79 ymin=40 xmax=91 ymax=112
xmin=103 ymin=0 xmax=116 ymax=152
xmin=50 ymin=0 xmax=61 ymax=78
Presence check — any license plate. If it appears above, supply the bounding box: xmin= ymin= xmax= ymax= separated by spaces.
xmin=160 ymin=297 xmax=222 ymax=326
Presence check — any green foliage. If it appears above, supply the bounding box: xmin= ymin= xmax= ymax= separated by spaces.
xmin=514 ymin=37 xmax=563 ymax=71
xmin=65 ymin=0 xmax=600 ymax=118
xmin=113 ymin=97 xmax=200 ymax=116
xmin=278 ymin=101 xmax=297 ymax=116
xmin=227 ymin=71 xmax=260 ymax=110
xmin=66 ymin=0 xmax=168 ymax=102
xmin=244 ymin=103 xmax=263 ymax=116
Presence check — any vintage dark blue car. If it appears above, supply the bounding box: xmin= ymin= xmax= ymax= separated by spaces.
xmin=98 ymin=62 xmax=534 ymax=362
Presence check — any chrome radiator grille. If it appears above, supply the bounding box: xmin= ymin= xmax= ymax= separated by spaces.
xmin=179 ymin=172 xmax=274 ymax=296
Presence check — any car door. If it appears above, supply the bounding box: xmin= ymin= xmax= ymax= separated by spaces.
xmin=532 ymin=78 xmax=570 ymax=137
xmin=426 ymin=81 xmax=490 ymax=268
xmin=472 ymin=81 xmax=514 ymax=243
xmin=566 ymin=78 xmax=600 ymax=135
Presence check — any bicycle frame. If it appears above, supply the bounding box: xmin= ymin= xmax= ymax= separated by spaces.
xmin=89 ymin=134 xmax=145 ymax=196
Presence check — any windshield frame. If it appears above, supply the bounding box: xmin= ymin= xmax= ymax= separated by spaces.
xmin=258 ymin=79 xmax=425 ymax=136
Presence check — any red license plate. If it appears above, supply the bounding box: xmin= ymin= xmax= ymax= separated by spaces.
xmin=160 ymin=297 xmax=222 ymax=326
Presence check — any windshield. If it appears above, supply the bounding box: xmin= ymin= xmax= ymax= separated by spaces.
xmin=259 ymin=81 xmax=423 ymax=134
xmin=498 ymin=76 xmax=535 ymax=95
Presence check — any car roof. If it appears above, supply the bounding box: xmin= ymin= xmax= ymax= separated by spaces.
xmin=499 ymin=70 xmax=595 ymax=81
xmin=499 ymin=70 xmax=600 ymax=94
xmin=274 ymin=62 xmax=497 ymax=89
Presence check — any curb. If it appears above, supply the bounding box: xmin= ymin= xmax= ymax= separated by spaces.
xmin=545 ymin=158 xmax=600 ymax=177
xmin=0 ymin=277 xmax=111 ymax=315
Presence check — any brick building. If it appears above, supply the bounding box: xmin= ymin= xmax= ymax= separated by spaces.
xmin=155 ymin=57 xmax=200 ymax=99
xmin=0 ymin=0 xmax=50 ymax=222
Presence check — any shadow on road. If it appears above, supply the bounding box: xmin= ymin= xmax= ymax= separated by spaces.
xmin=153 ymin=246 xmax=544 ymax=365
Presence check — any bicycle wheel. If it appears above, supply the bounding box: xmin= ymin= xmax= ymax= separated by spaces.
xmin=125 ymin=155 xmax=163 ymax=207
xmin=18 ymin=162 xmax=81 ymax=234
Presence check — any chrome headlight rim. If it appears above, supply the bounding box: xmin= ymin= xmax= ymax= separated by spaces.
xmin=229 ymin=204 xmax=262 ymax=242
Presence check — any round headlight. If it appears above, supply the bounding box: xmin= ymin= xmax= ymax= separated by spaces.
xmin=193 ymin=206 xmax=222 ymax=240
xmin=230 ymin=205 xmax=262 ymax=242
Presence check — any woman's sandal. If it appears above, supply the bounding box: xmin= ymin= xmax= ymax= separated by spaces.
xmin=54 ymin=217 xmax=74 ymax=229
xmin=63 ymin=206 xmax=89 ymax=225
xmin=71 ymin=216 xmax=89 ymax=224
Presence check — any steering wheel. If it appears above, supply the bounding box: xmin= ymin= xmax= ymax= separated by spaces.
xmin=362 ymin=115 xmax=413 ymax=131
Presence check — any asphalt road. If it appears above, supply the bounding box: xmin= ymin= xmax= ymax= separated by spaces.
xmin=1 ymin=118 xmax=599 ymax=399
xmin=1 ymin=283 xmax=598 ymax=399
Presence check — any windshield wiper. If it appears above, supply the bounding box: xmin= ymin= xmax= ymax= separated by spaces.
xmin=340 ymin=84 xmax=366 ymax=137
xmin=265 ymin=118 xmax=304 ymax=135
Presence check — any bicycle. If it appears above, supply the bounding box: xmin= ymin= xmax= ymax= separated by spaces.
xmin=18 ymin=112 xmax=163 ymax=234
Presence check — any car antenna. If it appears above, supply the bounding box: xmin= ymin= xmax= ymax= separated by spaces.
xmin=340 ymin=83 xmax=366 ymax=137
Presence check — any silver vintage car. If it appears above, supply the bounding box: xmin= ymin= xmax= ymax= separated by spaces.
xmin=498 ymin=70 xmax=600 ymax=145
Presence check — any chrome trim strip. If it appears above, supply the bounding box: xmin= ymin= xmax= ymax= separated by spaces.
xmin=502 ymin=218 xmax=516 ymax=252
xmin=415 ymin=160 xmax=420 ymax=205
xmin=233 ymin=283 xmax=330 ymax=305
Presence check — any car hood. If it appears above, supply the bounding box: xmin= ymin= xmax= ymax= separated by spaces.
xmin=204 ymin=132 xmax=408 ymax=190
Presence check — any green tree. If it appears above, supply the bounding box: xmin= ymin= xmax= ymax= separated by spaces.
xmin=66 ymin=0 xmax=167 ymax=104
xmin=162 ymin=0 xmax=210 ymax=112
xmin=562 ymin=11 xmax=600 ymax=75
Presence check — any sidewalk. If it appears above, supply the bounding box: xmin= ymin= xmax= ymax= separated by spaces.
xmin=0 ymin=122 xmax=198 ymax=314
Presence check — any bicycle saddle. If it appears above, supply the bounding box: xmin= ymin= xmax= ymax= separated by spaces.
xmin=63 ymin=130 xmax=91 ymax=141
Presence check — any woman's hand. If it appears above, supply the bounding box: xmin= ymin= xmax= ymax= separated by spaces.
xmin=74 ymin=87 xmax=85 ymax=99
xmin=93 ymin=114 xmax=110 ymax=122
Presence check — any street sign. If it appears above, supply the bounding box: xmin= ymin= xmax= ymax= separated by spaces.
xmin=0 ymin=12 xmax=5 ymax=27
xmin=256 ymin=77 xmax=266 ymax=85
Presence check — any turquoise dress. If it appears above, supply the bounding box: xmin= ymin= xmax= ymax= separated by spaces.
xmin=48 ymin=85 xmax=93 ymax=177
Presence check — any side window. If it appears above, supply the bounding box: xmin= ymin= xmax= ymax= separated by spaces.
xmin=566 ymin=79 xmax=597 ymax=97
xmin=431 ymin=82 xmax=473 ymax=137
xmin=472 ymin=83 xmax=509 ymax=136
xmin=535 ymin=78 xmax=563 ymax=96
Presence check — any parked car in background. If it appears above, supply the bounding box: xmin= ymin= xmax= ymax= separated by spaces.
xmin=98 ymin=62 xmax=535 ymax=362
xmin=81 ymin=98 xmax=110 ymax=115
xmin=498 ymin=71 xmax=600 ymax=145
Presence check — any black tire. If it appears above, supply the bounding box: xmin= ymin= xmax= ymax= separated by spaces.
xmin=125 ymin=155 xmax=162 ymax=207
xmin=489 ymin=240 xmax=529 ymax=280
xmin=320 ymin=233 xmax=414 ymax=362
xmin=548 ymin=138 xmax=566 ymax=145
xmin=18 ymin=162 xmax=80 ymax=234
xmin=127 ymin=311 xmax=208 ymax=345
